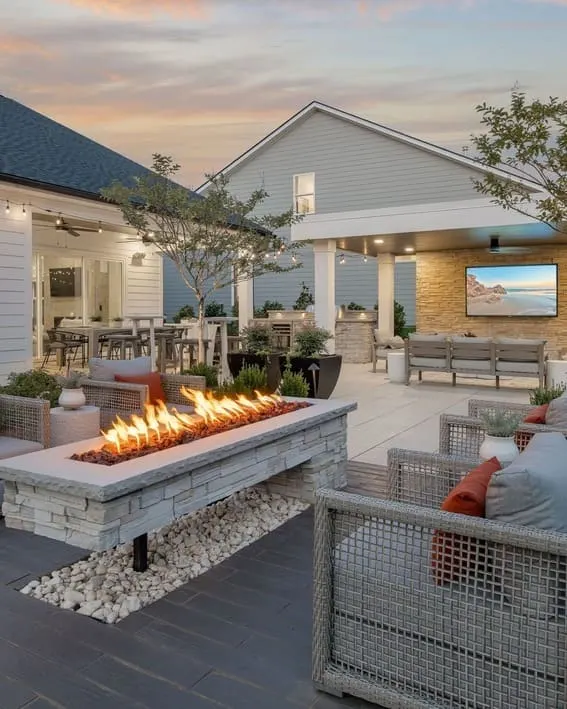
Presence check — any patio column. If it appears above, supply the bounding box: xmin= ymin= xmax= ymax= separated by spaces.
xmin=237 ymin=277 xmax=254 ymax=332
xmin=377 ymin=253 xmax=395 ymax=338
xmin=313 ymin=240 xmax=336 ymax=354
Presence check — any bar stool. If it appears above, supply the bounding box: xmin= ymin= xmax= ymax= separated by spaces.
xmin=155 ymin=331 xmax=177 ymax=373
xmin=106 ymin=334 xmax=141 ymax=360
xmin=176 ymin=338 xmax=201 ymax=372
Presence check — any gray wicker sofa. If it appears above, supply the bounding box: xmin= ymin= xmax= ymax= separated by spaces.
xmin=405 ymin=334 xmax=546 ymax=387
xmin=313 ymin=448 xmax=567 ymax=709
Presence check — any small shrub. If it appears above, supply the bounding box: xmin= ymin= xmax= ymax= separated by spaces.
xmin=1 ymin=369 xmax=61 ymax=408
xmin=173 ymin=304 xmax=196 ymax=323
xmin=293 ymin=326 xmax=333 ymax=358
xmin=205 ymin=301 xmax=226 ymax=318
xmin=241 ymin=324 xmax=272 ymax=355
xmin=182 ymin=363 xmax=218 ymax=388
xmin=529 ymin=383 xmax=566 ymax=405
xmin=373 ymin=301 xmax=408 ymax=338
xmin=254 ymin=300 xmax=284 ymax=318
xmin=480 ymin=410 xmax=522 ymax=437
xmin=227 ymin=303 xmax=239 ymax=336
xmin=215 ymin=365 xmax=268 ymax=398
xmin=280 ymin=365 xmax=309 ymax=397
xmin=293 ymin=282 xmax=314 ymax=311
xmin=346 ymin=302 xmax=365 ymax=311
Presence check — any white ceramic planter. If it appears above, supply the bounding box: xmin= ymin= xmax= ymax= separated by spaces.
xmin=479 ymin=434 xmax=519 ymax=466
xmin=58 ymin=388 xmax=86 ymax=411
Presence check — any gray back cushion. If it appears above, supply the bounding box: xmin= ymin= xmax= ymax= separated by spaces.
xmin=545 ymin=393 xmax=567 ymax=427
xmin=486 ymin=432 xmax=567 ymax=532
xmin=89 ymin=356 xmax=152 ymax=382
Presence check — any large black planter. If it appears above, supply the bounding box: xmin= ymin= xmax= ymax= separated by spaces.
xmin=281 ymin=354 xmax=342 ymax=399
xmin=227 ymin=353 xmax=282 ymax=393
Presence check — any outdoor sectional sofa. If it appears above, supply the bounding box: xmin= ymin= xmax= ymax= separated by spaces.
xmin=405 ymin=334 xmax=546 ymax=387
xmin=313 ymin=447 xmax=567 ymax=709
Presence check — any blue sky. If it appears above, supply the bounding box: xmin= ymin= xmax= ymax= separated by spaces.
xmin=469 ymin=264 xmax=558 ymax=289
xmin=0 ymin=0 xmax=565 ymax=185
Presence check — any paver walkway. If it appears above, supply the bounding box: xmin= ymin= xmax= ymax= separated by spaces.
xmin=0 ymin=511 xmax=375 ymax=709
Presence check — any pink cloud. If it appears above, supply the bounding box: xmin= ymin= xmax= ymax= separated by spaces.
xmin=56 ymin=0 xmax=209 ymax=19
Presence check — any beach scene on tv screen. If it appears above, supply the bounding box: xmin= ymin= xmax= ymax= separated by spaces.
xmin=466 ymin=264 xmax=557 ymax=317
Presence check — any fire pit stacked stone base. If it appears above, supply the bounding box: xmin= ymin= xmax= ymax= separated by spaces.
xmin=0 ymin=399 xmax=354 ymax=559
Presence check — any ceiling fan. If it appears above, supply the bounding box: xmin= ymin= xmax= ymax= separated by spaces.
xmin=486 ymin=235 xmax=531 ymax=255
xmin=55 ymin=218 xmax=100 ymax=238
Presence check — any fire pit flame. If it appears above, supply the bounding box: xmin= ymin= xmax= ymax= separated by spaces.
xmin=75 ymin=389 xmax=310 ymax=466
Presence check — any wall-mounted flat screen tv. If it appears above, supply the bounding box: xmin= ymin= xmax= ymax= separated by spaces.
xmin=466 ymin=264 xmax=558 ymax=317
xmin=49 ymin=267 xmax=82 ymax=298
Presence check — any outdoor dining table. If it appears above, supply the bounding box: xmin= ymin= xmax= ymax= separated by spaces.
xmin=56 ymin=326 xmax=131 ymax=361
xmin=166 ymin=317 xmax=237 ymax=381
xmin=125 ymin=315 xmax=163 ymax=371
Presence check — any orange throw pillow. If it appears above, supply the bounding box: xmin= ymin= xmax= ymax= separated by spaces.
xmin=115 ymin=372 xmax=166 ymax=405
xmin=432 ymin=457 xmax=501 ymax=584
xmin=523 ymin=404 xmax=549 ymax=424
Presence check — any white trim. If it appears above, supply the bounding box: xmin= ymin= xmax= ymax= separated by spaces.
xmin=197 ymin=101 xmax=542 ymax=194
xmin=291 ymin=197 xmax=540 ymax=242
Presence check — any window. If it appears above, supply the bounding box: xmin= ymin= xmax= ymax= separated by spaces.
xmin=293 ymin=173 xmax=315 ymax=214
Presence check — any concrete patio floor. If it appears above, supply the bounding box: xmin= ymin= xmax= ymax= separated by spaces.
xmin=335 ymin=363 xmax=531 ymax=466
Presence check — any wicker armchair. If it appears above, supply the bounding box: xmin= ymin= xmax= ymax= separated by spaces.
xmin=438 ymin=398 xmax=562 ymax=458
xmin=313 ymin=448 xmax=567 ymax=709
xmin=0 ymin=394 xmax=50 ymax=456
xmin=82 ymin=373 xmax=207 ymax=428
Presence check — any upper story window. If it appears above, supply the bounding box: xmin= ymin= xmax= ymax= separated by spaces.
xmin=293 ymin=172 xmax=315 ymax=214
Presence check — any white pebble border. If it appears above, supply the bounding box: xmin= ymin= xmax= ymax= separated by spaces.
xmin=20 ymin=486 xmax=309 ymax=624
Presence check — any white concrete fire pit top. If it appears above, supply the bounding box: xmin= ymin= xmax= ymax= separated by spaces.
xmin=0 ymin=398 xmax=355 ymax=502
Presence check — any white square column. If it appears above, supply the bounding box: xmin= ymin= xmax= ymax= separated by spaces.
xmin=377 ymin=253 xmax=395 ymax=338
xmin=237 ymin=278 xmax=254 ymax=332
xmin=313 ymin=240 xmax=336 ymax=354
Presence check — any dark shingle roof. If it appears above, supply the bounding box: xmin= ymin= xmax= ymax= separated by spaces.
xmin=0 ymin=94 xmax=199 ymax=200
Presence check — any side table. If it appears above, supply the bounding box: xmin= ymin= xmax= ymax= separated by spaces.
xmin=387 ymin=351 xmax=406 ymax=384
xmin=50 ymin=406 xmax=101 ymax=448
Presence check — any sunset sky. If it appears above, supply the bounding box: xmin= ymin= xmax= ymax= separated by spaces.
xmin=0 ymin=0 xmax=564 ymax=187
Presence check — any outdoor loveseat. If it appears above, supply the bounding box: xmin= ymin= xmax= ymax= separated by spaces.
xmin=405 ymin=334 xmax=546 ymax=387
xmin=313 ymin=446 xmax=567 ymax=709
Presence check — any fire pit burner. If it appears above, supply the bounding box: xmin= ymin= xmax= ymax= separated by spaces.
xmin=71 ymin=389 xmax=310 ymax=466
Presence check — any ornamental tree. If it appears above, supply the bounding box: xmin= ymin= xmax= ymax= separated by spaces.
xmin=471 ymin=90 xmax=567 ymax=232
xmin=102 ymin=154 xmax=302 ymax=361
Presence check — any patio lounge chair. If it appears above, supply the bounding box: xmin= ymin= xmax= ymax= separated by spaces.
xmin=438 ymin=398 xmax=562 ymax=458
xmin=313 ymin=447 xmax=567 ymax=708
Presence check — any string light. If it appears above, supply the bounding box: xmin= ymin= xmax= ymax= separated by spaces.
xmin=291 ymin=254 xmax=297 ymax=263
xmin=5 ymin=200 xmax=10 ymax=214
xmin=98 ymin=221 xmax=103 ymax=233
xmin=363 ymin=255 xmax=368 ymax=263
xmin=22 ymin=204 xmax=26 ymax=215
xmin=56 ymin=213 xmax=62 ymax=226
xmin=339 ymin=254 xmax=345 ymax=265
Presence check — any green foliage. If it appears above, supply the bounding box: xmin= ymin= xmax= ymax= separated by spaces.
xmin=279 ymin=363 xmax=309 ymax=397
xmin=216 ymin=365 xmax=268 ymax=398
xmin=227 ymin=302 xmax=239 ymax=336
xmin=57 ymin=370 xmax=83 ymax=389
xmin=293 ymin=282 xmax=314 ymax=311
xmin=173 ymin=304 xmax=196 ymax=323
xmin=241 ymin=324 xmax=272 ymax=355
xmin=293 ymin=326 xmax=333 ymax=358
xmin=471 ymin=89 xmax=567 ymax=231
xmin=254 ymin=300 xmax=284 ymax=318
xmin=394 ymin=301 xmax=407 ymax=337
xmin=182 ymin=363 xmax=218 ymax=388
xmin=1 ymin=369 xmax=61 ymax=408
xmin=346 ymin=302 xmax=365 ymax=311
xmin=204 ymin=301 xmax=226 ymax=318
xmin=480 ymin=410 xmax=522 ymax=438
xmin=529 ymin=383 xmax=566 ymax=405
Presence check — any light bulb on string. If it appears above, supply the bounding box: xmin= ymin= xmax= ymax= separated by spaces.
xmin=98 ymin=221 xmax=103 ymax=233
xmin=22 ymin=204 xmax=26 ymax=216
xmin=339 ymin=254 xmax=345 ymax=265
xmin=291 ymin=254 xmax=297 ymax=263
xmin=363 ymin=255 xmax=368 ymax=263
xmin=5 ymin=200 xmax=10 ymax=214
xmin=56 ymin=213 xmax=62 ymax=226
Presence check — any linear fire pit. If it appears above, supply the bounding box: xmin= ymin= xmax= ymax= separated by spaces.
xmin=0 ymin=397 xmax=355 ymax=571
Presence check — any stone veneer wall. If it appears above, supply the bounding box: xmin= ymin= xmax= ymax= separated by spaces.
xmin=335 ymin=312 xmax=377 ymax=363
xmin=2 ymin=415 xmax=348 ymax=551
xmin=417 ymin=247 xmax=566 ymax=356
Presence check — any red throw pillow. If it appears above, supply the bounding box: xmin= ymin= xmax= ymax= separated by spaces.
xmin=432 ymin=457 xmax=501 ymax=584
xmin=115 ymin=372 xmax=166 ymax=405
xmin=523 ymin=404 xmax=549 ymax=424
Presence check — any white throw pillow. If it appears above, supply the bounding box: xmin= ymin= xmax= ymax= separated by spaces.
xmin=89 ymin=356 xmax=152 ymax=382
xmin=545 ymin=393 xmax=567 ymax=427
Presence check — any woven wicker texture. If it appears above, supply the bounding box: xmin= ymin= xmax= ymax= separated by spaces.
xmin=439 ymin=399 xmax=563 ymax=458
xmin=81 ymin=374 xmax=206 ymax=428
xmin=0 ymin=394 xmax=50 ymax=447
xmin=313 ymin=448 xmax=567 ymax=708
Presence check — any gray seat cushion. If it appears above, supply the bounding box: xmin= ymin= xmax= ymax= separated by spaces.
xmin=496 ymin=361 xmax=539 ymax=374
xmin=89 ymin=356 xmax=152 ymax=382
xmin=409 ymin=333 xmax=447 ymax=342
xmin=496 ymin=337 xmax=545 ymax=346
xmin=451 ymin=358 xmax=491 ymax=371
xmin=0 ymin=436 xmax=43 ymax=460
xmin=409 ymin=356 xmax=447 ymax=368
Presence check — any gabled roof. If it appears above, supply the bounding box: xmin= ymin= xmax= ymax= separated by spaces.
xmin=0 ymin=94 xmax=200 ymax=201
xmin=197 ymin=100 xmax=541 ymax=194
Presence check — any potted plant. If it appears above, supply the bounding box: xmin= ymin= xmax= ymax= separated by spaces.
xmin=529 ymin=383 xmax=566 ymax=405
xmin=478 ymin=409 xmax=523 ymax=465
xmin=57 ymin=369 xmax=86 ymax=410
xmin=281 ymin=326 xmax=342 ymax=399
xmin=227 ymin=323 xmax=281 ymax=392
xmin=279 ymin=360 xmax=310 ymax=398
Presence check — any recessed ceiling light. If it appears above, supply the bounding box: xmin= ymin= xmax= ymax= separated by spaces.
xmin=404 ymin=246 xmax=415 ymax=253
xmin=374 ymin=239 xmax=384 ymax=244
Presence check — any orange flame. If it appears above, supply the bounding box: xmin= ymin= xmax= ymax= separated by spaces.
xmin=101 ymin=388 xmax=282 ymax=455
